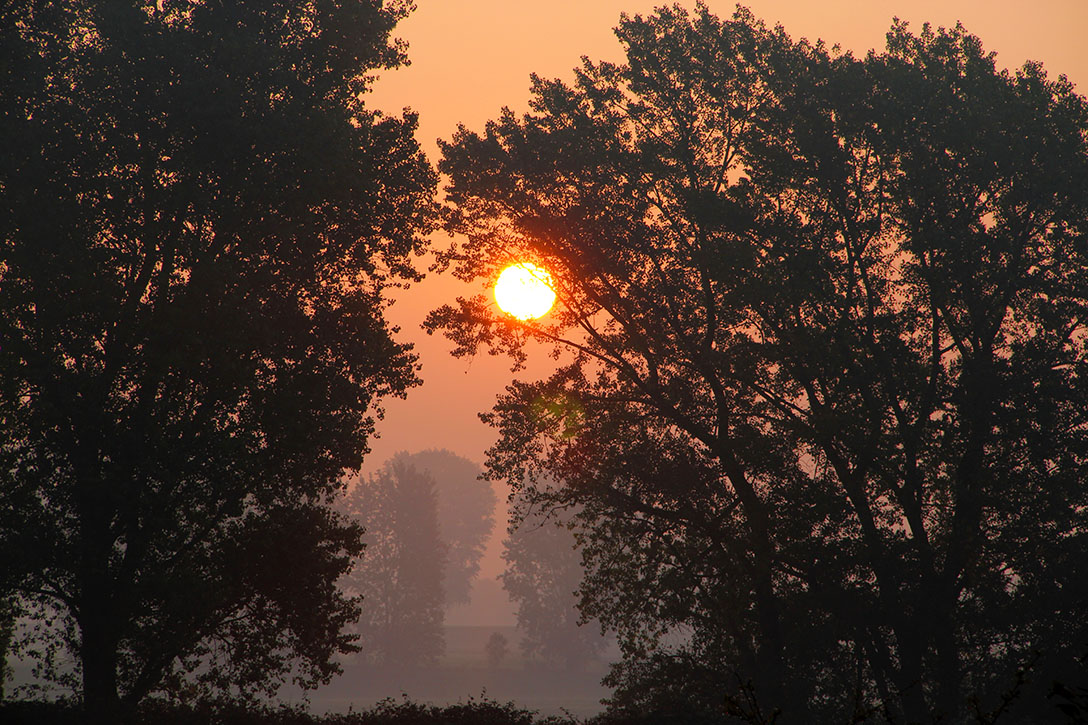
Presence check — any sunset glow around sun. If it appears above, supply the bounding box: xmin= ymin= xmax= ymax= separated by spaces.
xmin=494 ymin=262 xmax=556 ymax=320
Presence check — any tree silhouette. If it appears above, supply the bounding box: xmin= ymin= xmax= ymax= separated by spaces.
xmin=0 ymin=597 xmax=13 ymax=701
xmin=429 ymin=6 xmax=1088 ymax=721
xmin=338 ymin=461 xmax=447 ymax=667
xmin=501 ymin=494 xmax=607 ymax=670
xmin=0 ymin=0 xmax=435 ymax=719
xmin=393 ymin=450 xmax=496 ymax=607
xmin=484 ymin=631 xmax=509 ymax=668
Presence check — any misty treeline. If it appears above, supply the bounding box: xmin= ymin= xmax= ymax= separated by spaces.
xmin=335 ymin=450 xmax=610 ymax=671
xmin=429 ymin=4 xmax=1088 ymax=724
xmin=338 ymin=456 xmax=451 ymax=668
xmin=335 ymin=450 xmax=490 ymax=668
xmin=2 ymin=1 xmax=1088 ymax=725
xmin=502 ymin=491 xmax=612 ymax=671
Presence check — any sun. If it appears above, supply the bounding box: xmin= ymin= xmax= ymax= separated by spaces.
xmin=494 ymin=262 xmax=556 ymax=320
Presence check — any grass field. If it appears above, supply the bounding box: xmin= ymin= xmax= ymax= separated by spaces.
xmin=4 ymin=625 xmax=615 ymax=718
xmin=284 ymin=626 xmax=615 ymax=718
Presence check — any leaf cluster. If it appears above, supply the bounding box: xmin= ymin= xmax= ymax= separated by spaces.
xmin=430 ymin=4 xmax=1088 ymax=721
xmin=0 ymin=0 xmax=437 ymax=709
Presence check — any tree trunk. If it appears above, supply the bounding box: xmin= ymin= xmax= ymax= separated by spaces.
xmin=717 ymin=452 xmax=787 ymax=715
xmin=750 ymin=563 xmax=787 ymax=715
xmin=77 ymin=475 xmax=123 ymax=725
xmin=0 ymin=596 xmax=15 ymax=702
xmin=932 ymin=605 xmax=963 ymax=721
xmin=894 ymin=617 xmax=930 ymax=725
xmin=80 ymin=593 xmax=121 ymax=723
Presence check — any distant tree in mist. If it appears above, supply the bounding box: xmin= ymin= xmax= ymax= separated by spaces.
xmin=501 ymin=497 xmax=607 ymax=670
xmin=0 ymin=0 xmax=435 ymax=719
xmin=394 ymin=450 xmax=496 ymax=606
xmin=429 ymin=4 xmax=1088 ymax=722
xmin=484 ymin=631 xmax=509 ymax=668
xmin=339 ymin=461 xmax=446 ymax=667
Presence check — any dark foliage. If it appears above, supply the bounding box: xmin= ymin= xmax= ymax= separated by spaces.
xmin=0 ymin=596 xmax=14 ymax=700
xmin=429 ymin=4 xmax=1088 ymax=722
xmin=501 ymin=496 xmax=608 ymax=670
xmin=0 ymin=696 xmax=581 ymax=725
xmin=0 ymin=0 xmax=436 ymax=719
xmin=1048 ymin=649 xmax=1088 ymax=724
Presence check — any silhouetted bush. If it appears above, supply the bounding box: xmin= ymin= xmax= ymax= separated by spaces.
xmin=0 ymin=699 xmax=84 ymax=725
xmin=0 ymin=696 xmax=582 ymax=725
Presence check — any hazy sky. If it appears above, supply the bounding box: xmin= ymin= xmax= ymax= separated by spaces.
xmin=361 ymin=0 xmax=1088 ymax=474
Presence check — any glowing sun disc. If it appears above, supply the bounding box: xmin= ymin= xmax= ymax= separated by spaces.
xmin=494 ymin=262 xmax=556 ymax=320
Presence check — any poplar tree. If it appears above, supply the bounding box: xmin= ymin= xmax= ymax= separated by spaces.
xmin=393 ymin=449 xmax=496 ymax=607
xmin=430 ymin=6 xmax=1088 ymax=720
xmin=338 ymin=461 xmax=447 ymax=667
xmin=0 ymin=0 xmax=436 ymax=718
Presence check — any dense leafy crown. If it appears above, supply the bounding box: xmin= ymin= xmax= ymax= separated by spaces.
xmin=430 ymin=5 xmax=1088 ymax=721
xmin=1 ymin=0 xmax=436 ymax=708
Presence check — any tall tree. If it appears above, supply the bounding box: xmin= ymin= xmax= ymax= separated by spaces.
xmin=429 ymin=5 xmax=1088 ymax=721
xmin=338 ymin=461 xmax=447 ymax=666
xmin=393 ymin=449 xmax=496 ymax=606
xmin=0 ymin=0 xmax=436 ymax=718
xmin=501 ymin=492 xmax=608 ymax=670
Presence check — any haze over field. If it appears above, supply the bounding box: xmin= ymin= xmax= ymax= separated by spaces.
xmin=3 ymin=1 xmax=1088 ymax=722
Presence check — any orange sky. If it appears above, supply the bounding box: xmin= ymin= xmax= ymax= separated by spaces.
xmin=362 ymin=0 xmax=1088 ymax=475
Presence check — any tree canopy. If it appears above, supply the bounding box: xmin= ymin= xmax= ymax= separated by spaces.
xmin=429 ymin=5 xmax=1088 ymax=721
xmin=337 ymin=461 xmax=447 ymax=667
xmin=393 ymin=449 xmax=496 ymax=606
xmin=0 ymin=0 xmax=435 ymax=718
xmin=501 ymin=491 xmax=608 ymax=670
